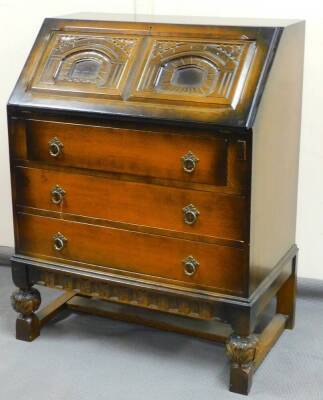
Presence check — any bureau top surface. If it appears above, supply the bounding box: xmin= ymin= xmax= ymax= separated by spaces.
xmin=60 ymin=13 xmax=301 ymax=28
xmin=8 ymin=15 xmax=302 ymax=128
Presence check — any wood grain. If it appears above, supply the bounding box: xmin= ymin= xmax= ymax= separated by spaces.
xmin=249 ymin=22 xmax=304 ymax=294
xmin=8 ymin=18 xmax=281 ymax=127
xmin=7 ymin=15 xmax=304 ymax=395
xmin=16 ymin=212 xmax=247 ymax=295
xmin=26 ymin=119 xmax=229 ymax=186
xmin=15 ymin=166 xmax=248 ymax=243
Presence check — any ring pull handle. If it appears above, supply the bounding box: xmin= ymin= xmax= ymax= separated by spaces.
xmin=53 ymin=232 xmax=67 ymax=252
xmin=182 ymin=256 xmax=199 ymax=277
xmin=181 ymin=151 xmax=199 ymax=173
xmin=48 ymin=137 xmax=63 ymax=158
xmin=183 ymin=204 xmax=200 ymax=225
xmin=51 ymin=185 xmax=66 ymax=205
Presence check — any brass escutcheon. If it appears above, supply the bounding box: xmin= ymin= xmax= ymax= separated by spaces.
xmin=51 ymin=185 xmax=66 ymax=205
xmin=48 ymin=137 xmax=63 ymax=157
xmin=182 ymin=255 xmax=199 ymax=276
xmin=53 ymin=232 xmax=67 ymax=251
xmin=181 ymin=151 xmax=199 ymax=173
xmin=183 ymin=204 xmax=200 ymax=225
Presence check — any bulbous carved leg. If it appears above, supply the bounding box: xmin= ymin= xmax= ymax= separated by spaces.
xmin=226 ymin=334 xmax=259 ymax=395
xmin=11 ymin=287 xmax=41 ymax=342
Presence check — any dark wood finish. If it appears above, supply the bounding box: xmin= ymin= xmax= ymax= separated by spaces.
xmin=67 ymin=295 xmax=232 ymax=343
xmin=11 ymin=287 xmax=41 ymax=341
xmin=11 ymin=284 xmax=288 ymax=395
xmin=276 ymin=255 xmax=297 ymax=329
xmin=15 ymin=166 xmax=248 ymax=243
xmin=24 ymin=119 xmax=230 ymax=186
xmin=253 ymin=314 xmax=288 ymax=370
xmin=226 ymin=334 xmax=258 ymax=395
xmin=12 ymin=290 xmax=76 ymax=341
xmin=16 ymin=212 xmax=247 ymax=296
xmin=8 ymin=17 xmax=281 ymax=128
xmin=249 ymin=22 xmax=305 ymax=294
xmin=8 ymin=15 xmax=304 ymax=395
xmin=10 ymin=116 xmax=251 ymax=195
xmin=38 ymin=291 xmax=76 ymax=327
xmin=226 ymin=313 xmax=288 ymax=395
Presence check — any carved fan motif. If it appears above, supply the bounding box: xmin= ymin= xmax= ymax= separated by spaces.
xmin=56 ymin=51 xmax=111 ymax=86
xmin=31 ymin=33 xmax=139 ymax=98
xmin=133 ymin=38 xmax=256 ymax=107
xmin=156 ymin=56 xmax=219 ymax=96
xmin=31 ymin=33 xmax=256 ymax=108
xmin=70 ymin=59 xmax=101 ymax=81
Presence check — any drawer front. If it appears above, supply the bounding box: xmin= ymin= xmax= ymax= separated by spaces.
xmin=25 ymin=120 xmax=228 ymax=186
xmin=16 ymin=213 xmax=246 ymax=295
xmin=16 ymin=166 xmax=247 ymax=242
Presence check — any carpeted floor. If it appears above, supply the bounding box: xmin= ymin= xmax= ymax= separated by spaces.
xmin=0 ymin=264 xmax=322 ymax=400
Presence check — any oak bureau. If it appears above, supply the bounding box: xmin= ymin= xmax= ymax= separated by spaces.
xmin=8 ymin=14 xmax=304 ymax=395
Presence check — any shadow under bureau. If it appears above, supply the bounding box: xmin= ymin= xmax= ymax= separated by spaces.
xmin=7 ymin=14 xmax=304 ymax=395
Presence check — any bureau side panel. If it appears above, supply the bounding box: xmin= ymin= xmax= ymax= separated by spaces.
xmin=249 ymin=22 xmax=305 ymax=294
xmin=7 ymin=115 xmax=28 ymax=252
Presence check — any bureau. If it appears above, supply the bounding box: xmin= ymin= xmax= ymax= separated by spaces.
xmin=8 ymin=14 xmax=304 ymax=395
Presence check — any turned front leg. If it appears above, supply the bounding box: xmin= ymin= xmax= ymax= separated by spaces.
xmin=226 ymin=334 xmax=259 ymax=395
xmin=11 ymin=287 xmax=41 ymax=341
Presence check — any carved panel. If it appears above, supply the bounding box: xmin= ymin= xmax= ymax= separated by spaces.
xmin=131 ymin=38 xmax=256 ymax=107
xmin=226 ymin=334 xmax=259 ymax=368
xmin=37 ymin=270 xmax=214 ymax=320
xmin=11 ymin=288 xmax=41 ymax=317
xmin=31 ymin=32 xmax=140 ymax=98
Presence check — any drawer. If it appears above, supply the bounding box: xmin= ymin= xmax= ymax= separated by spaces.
xmin=16 ymin=166 xmax=248 ymax=243
xmin=16 ymin=213 xmax=247 ymax=295
xmin=25 ymin=119 xmax=228 ymax=186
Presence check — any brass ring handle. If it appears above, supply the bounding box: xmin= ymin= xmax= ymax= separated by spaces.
xmin=182 ymin=256 xmax=199 ymax=277
xmin=181 ymin=151 xmax=199 ymax=173
xmin=48 ymin=137 xmax=63 ymax=158
xmin=53 ymin=232 xmax=67 ymax=251
xmin=183 ymin=204 xmax=200 ymax=225
xmin=51 ymin=185 xmax=66 ymax=205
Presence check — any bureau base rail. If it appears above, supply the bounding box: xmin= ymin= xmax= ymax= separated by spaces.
xmin=11 ymin=290 xmax=288 ymax=395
